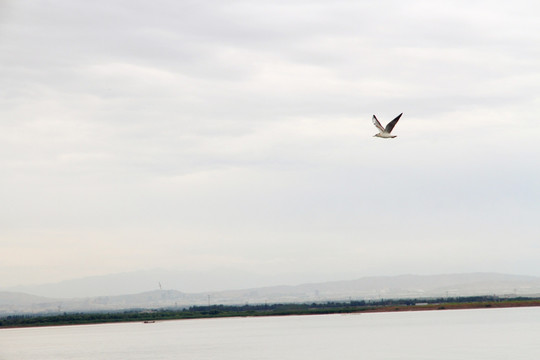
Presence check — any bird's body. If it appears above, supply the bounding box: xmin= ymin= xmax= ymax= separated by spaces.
xmin=374 ymin=132 xmax=397 ymax=139
xmin=372 ymin=113 xmax=402 ymax=138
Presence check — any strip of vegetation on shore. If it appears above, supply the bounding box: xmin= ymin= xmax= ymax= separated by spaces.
xmin=2 ymin=296 xmax=540 ymax=329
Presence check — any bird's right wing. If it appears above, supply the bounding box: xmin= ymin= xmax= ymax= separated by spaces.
xmin=372 ymin=115 xmax=385 ymax=132
xmin=385 ymin=113 xmax=403 ymax=133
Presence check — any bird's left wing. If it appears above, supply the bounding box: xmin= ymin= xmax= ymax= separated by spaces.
xmin=385 ymin=113 xmax=403 ymax=133
xmin=372 ymin=115 xmax=385 ymax=132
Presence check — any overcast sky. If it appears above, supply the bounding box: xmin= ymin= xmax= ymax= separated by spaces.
xmin=1 ymin=0 xmax=540 ymax=288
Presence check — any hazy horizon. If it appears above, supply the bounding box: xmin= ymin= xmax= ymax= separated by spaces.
xmin=2 ymin=1 xmax=540 ymax=290
xmin=4 ymin=269 xmax=540 ymax=302
xmin=5 ymin=268 xmax=540 ymax=301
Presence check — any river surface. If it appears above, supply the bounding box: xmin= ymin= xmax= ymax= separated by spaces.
xmin=1 ymin=307 xmax=539 ymax=359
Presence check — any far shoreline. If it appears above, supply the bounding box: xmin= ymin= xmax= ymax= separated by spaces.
xmin=2 ymin=296 xmax=540 ymax=329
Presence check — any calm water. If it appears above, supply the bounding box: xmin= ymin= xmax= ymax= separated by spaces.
xmin=1 ymin=307 xmax=539 ymax=359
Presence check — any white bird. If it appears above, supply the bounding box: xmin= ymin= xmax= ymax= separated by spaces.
xmin=372 ymin=113 xmax=403 ymax=138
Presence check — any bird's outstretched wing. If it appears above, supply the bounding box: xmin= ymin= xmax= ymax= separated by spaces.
xmin=372 ymin=115 xmax=385 ymax=132
xmin=385 ymin=113 xmax=403 ymax=133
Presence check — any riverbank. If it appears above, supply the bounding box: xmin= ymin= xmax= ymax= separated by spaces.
xmin=2 ymin=296 xmax=540 ymax=329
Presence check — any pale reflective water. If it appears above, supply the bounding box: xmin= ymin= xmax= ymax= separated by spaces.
xmin=1 ymin=307 xmax=539 ymax=359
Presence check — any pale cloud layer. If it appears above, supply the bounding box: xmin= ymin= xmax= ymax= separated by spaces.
xmin=1 ymin=0 xmax=540 ymax=287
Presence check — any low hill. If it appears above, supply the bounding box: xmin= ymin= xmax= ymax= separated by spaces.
xmin=2 ymin=273 xmax=540 ymax=315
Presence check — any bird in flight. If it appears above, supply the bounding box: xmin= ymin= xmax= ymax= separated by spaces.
xmin=372 ymin=113 xmax=403 ymax=138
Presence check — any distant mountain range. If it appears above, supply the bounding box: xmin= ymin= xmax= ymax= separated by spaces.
xmin=2 ymin=272 xmax=540 ymax=315
xmin=4 ymin=268 xmax=333 ymax=298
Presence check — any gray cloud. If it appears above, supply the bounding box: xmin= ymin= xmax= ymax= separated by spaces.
xmin=1 ymin=0 xmax=540 ymax=286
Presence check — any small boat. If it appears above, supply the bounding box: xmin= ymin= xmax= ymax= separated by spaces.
xmin=143 ymin=320 xmax=155 ymax=324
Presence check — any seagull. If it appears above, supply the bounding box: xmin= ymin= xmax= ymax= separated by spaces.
xmin=372 ymin=113 xmax=403 ymax=138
